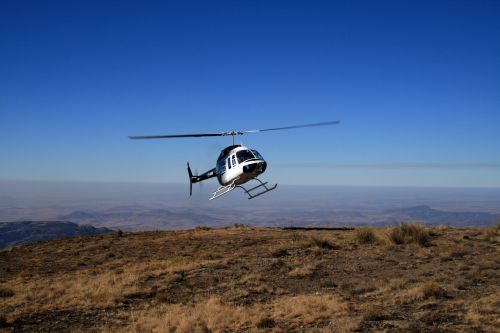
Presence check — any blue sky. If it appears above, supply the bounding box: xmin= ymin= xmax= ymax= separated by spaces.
xmin=1 ymin=1 xmax=499 ymax=187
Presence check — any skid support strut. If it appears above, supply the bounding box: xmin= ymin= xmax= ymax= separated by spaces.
xmin=237 ymin=178 xmax=278 ymax=199
xmin=209 ymin=182 xmax=236 ymax=201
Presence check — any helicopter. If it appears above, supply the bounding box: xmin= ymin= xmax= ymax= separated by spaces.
xmin=129 ymin=120 xmax=340 ymax=200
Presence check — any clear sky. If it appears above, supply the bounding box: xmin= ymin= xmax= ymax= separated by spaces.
xmin=1 ymin=1 xmax=499 ymax=187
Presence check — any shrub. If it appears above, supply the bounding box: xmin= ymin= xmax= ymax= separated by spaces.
xmin=402 ymin=223 xmax=431 ymax=246
xmin=388 ymin=227 xmax=406 ymax=245
xmin=321 ymin=280 xmax=337 ymax=289
xmin=269 ymin=258 xmax=287 ymax=271
xmin=0 ymin=288 xmax=14 ymax=298
xmin=196 ymin=226 xmax=211 ymax=231
xmin=420 ymin=283 xmax=448 ymax=299
xmin=363 ymin=310 xmax=387 ymax=321
xmin=0 ymin=315 xmax=7 ymax=328
xmin=485 ymin=224 xmax=499 ymax=241
xmin=310 ymin=236 xmax=338 ymax=250
xmin=256 ymin=317 xmax=275 ymax=328
xmin=272 ymin=247 xmax=289 ymax=257
xmin=355 ymin=228 xmax=377 ymax=244
xmin=388 ymin=223 xmax=431 ymax=246
xmin=348 ymin=281 xmax=378 ymax=296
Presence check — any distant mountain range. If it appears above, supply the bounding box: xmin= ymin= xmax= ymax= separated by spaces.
xmin=54 ymin=205 xmax=500 ymax=230
xmin=0 ymin=221 xmax=112 ymax=248
xmin=376 ymin=205 xmax=499 ymax=227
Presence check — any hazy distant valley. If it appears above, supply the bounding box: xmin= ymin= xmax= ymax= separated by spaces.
xmin=1 ymin=181 xmax=499 ymax=247
xmin=2 ymin=181 xmax=499 ymax=230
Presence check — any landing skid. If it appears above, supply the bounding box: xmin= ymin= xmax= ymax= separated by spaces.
xmin=237 ymin=178 xmax=278 ymax=199
xmin=209 ymin=178 xmax=278 ymax=200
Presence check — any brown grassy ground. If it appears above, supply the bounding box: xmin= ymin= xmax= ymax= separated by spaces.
xmin=0 ymin=225 xmax=499 ymax=332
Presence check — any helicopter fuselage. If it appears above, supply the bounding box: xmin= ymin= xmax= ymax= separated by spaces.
xmin=215 ymin=145 xmax=267 ymax=186
xmin=187 ymin=144 xmax=273 ymax=199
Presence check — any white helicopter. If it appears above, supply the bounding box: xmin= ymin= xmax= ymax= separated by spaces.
xmin=130 ymin=120 xmax=340 ymax=200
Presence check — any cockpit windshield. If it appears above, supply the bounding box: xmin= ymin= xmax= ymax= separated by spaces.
xmin=251 ymin=150 xmax=264 ymax=160
xmin=216 ymin=159 xmax=226 ymax=174
xmin=236 ymin=150 xmax=255 ymax=163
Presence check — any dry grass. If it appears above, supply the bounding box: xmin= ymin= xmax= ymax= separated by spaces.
xmin=126 ymin=297 xmax=253 ymax=333
xmin=238 ymin=273 xmax=264 ymax=286
xmin=288 ymin=263 xmax=317 ymax=277
xmin=274 ymin=294 xmax=347 ymax=324
xmin=2 ymin=258 xmax=216 ymax=316
xmin=465 ymin=291 xmax=500 ymax=329
xmin=4 ymin=270 xmax=140 ymax=314
xmin=1 ymin=226 xmax=498 ymax=332
xmin=399 ymin=282 xmax=450 ymax=303
xmin=122 ymin=294 xmax=347 ymax=333
xmin=342 ymin=280 xmax=379 ymax=296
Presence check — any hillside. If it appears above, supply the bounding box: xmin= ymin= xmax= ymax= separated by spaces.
xmin=0 ymin=221 xmax=112 ymax=248
xmin=0 ymin=225 xmax=498 ymax=332
xmin=59 ymin=208 xmax=223 ymax=231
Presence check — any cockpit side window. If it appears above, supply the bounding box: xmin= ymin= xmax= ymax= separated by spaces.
xmin=236 ymin=150 xmax=255 ymax=163
xmin=231 ymin=155 xmax=237 ymax=167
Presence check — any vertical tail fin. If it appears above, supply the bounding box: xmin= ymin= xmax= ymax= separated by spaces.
xmin=187 ymin=162 xmax=193 ymax=196
xmin=187 ymin=164 xmax=216 ymax=197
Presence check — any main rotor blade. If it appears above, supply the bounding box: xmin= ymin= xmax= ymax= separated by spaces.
xmin=276 ymin=162 xmax=500 ymax=169
xmin=129 ymin=133 xmax=227 ymax=139
xmin=129 ymin=120 xmax=340 ymax=140
xmin=245 ymin=120 xmax=340 ymax=133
